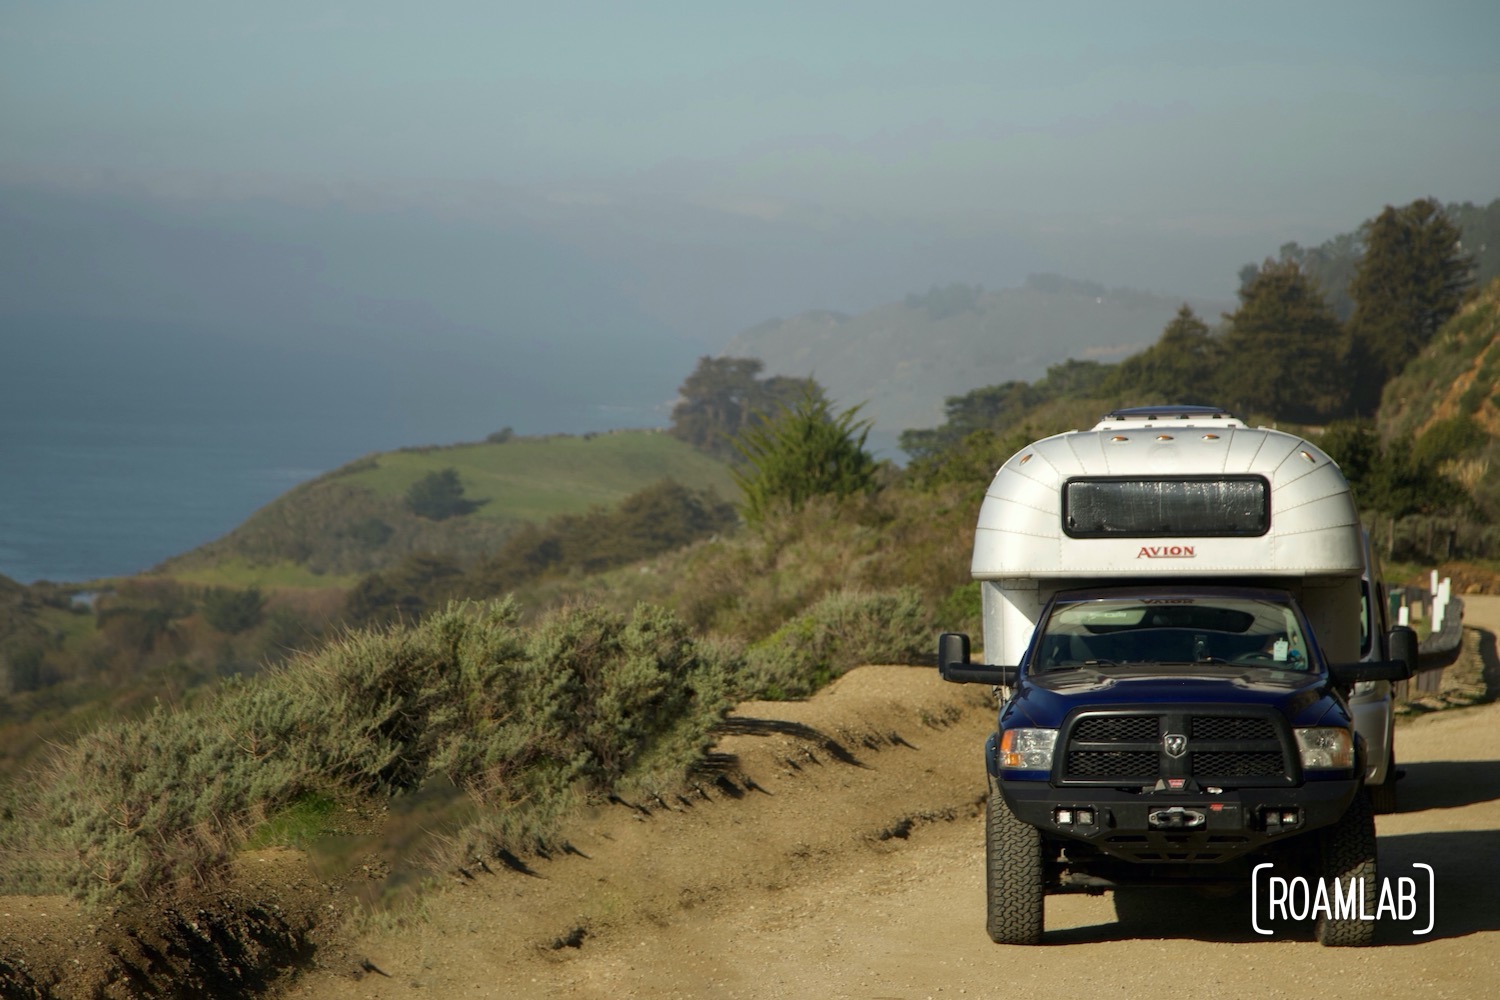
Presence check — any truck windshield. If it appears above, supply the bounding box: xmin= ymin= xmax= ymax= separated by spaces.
xmin=1033 ymin=595 xmax=1313 ymax=671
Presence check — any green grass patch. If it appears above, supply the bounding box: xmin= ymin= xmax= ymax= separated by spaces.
xmin=246 ymin=792 xmax=340 ymax=851
xmin=164 ymin=558 xmax=361 ymax=590
xmin=344 ymin=431 xmax=737 ymax=522
xmin=31 ymin=603 xmax=97 ymax=644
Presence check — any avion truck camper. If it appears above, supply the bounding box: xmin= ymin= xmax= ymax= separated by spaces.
xmin=938 ymin=406 xmax=1415 ymax=946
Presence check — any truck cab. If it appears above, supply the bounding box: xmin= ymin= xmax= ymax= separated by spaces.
xmin=938 ymin=406 xmax=1414 ymax=946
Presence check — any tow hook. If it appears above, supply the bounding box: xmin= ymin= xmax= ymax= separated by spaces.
xmin=1147 ymin=806 xmax=1207 ymax=829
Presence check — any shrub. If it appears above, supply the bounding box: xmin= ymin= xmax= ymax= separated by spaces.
xmin=732 ymin=390 xmax=877 ymax=526
xmin=13 ymin=598 xmax=738 ymax=903
xmin=405 ymin=468 xmax=481 ymax=521
xmin=742 ymin=586 xmax=933 ymax=699
xmin=200 ymin=586 xmax=266 ymax=635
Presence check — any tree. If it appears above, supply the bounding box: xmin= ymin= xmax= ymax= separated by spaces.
xmin=733 ymin=390 xmax=877 ymax=526
xmin=1347 ymin=199 xmax=1475 ymax=414
xmin=898 ymin=360 xmax=1112 ymax=462
xmin=1220 ymin=259 xmax=1347 ymax=423
xmin=1102 ymin=305 xmax=1224 ymax=404
xmin=1274 ymin=234 xmax=1363 ymax=322
xmin=343 ymin=553 xmax=464 ymax=626
xmin=900 ymin=380 xmax=1039 ymax=460
xmin=201 ymin=586 xmax=266 ymax=635
xmin=1318 ymin=420 xmax=1467 ymax=518
xmin=405 ymin=468 xmax=480 ymax=521
xmin=1446 ymin=197 xmax=1500 ymax=289
xmin=669 ymin=357 xmax=823 ymax=461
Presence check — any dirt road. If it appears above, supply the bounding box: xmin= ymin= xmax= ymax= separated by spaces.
xmin=285 ymin=596 xmax=1500 ymax=1000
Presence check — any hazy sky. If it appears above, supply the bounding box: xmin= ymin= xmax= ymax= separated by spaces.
xmin=4 ymin=1 xmax=1499 ymax=308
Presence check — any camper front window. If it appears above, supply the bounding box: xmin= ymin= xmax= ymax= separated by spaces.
xmin=1034 ymin=593 xmax=1311 ymax=671
xmin=1063 ymin=476 xmax=1270 ymax=537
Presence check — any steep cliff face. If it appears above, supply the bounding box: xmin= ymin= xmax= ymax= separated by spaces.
xmin=1379 ymin=276 xmax=1500 ymax=444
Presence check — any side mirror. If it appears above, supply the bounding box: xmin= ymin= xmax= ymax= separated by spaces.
xmin=1387 ymin=625 xmax=1418 ymax=676
xmin=936 ymin=632 xmax=1019 ymax=686
xmin=1330 ymin=660 xmax=1412 ymax=686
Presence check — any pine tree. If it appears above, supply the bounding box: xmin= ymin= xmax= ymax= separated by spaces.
xmin=1103 ymin=305 xmax=1223 ymax=404
xmin=1347 ymin=199 xmax=1474 ymax=414
xmin=1220 ymin=259 xmax=1347 ymax=423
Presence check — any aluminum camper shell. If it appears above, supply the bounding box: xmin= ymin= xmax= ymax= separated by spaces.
xmin=971 ymin=408 xmax=1365 ymax=669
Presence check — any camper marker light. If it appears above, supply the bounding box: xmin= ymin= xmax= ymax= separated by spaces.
xmin=1202 ymin=434 xmax=1220 ymax=440
xmin=999 ymin=728 xmax=1057 ymax=769
xmin=1294 ymin=728 xmax=1355 ymax=769
xmin=1156 ymin=434 xmax=1174 ymax=441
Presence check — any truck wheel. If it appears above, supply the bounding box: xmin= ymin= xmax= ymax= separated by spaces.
xmin=985 ymin=782 xmax=1044 ymax=944
xmin=1314 ymin=789 xmax=1377 ymax=947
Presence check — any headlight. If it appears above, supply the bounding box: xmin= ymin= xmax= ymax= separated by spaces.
xmin=1295 ymin=727 xmax=1355 ymax=770
xmin=1000 ymin=728 xmax=1057 ymax=770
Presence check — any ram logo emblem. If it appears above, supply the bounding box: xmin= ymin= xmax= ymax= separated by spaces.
xmin=1163 ymin=734 xmax=1188 ymax=758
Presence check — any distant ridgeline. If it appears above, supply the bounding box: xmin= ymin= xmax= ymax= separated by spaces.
xmin=724 ymin=274 xmax=1235 ymax=436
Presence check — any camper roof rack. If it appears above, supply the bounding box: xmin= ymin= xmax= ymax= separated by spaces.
xmin=1094 ymin=405 xmax=1242 ymax=429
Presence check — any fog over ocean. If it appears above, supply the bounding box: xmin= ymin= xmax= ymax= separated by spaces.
xmin=0 ymin=316 xmax=683 ymax=585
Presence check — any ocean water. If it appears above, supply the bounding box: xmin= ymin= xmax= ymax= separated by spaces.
xmin=0 ymin=317 xmax=684 ymax=585
xmin=0 ymin=410 xmax=390 ymax=584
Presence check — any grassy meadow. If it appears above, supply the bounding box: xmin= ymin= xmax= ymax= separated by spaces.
xmin=157 ymin=429 xmax=739 ymax=584
xmin=347 ymin=431 xmax=738 ymax=522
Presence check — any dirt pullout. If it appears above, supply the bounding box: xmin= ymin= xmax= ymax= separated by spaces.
xmin=284 ymin=602 xmax=1500 ymax=1000
xmin=282 ymin=666 xmax=997 ymax=997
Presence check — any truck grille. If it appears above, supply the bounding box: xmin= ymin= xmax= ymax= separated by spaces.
xmin=1191 ymin=751 xmax=1285 ymax=777
xmin=1067 ymin=750 xmax=1159 ymax=778
xmin=1058 ymin=710 xmax=1293 ymax=787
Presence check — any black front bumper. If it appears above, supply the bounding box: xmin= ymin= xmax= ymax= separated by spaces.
xmin=1000 ymin=777 xmax=1358 ymax=865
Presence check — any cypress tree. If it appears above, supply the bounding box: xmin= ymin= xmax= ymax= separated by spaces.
xmin=1220 ymin=259 xmax=1347 ymax=423
xmin=1347 ymin=199 xmax=1474 ymax=414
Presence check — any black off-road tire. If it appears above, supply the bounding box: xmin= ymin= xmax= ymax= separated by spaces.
xmin=1314 ymin=789 xmax=1378 ymax=947
xmin=985 ymin=782 xmax=1044 ymax=944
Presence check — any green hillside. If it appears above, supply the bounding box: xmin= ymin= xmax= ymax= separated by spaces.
xmin=1376 ymin=276 xmax=1500 ymax=525
xmin=158 ymin=430 xmax=737 ymax=586
xmin=1377 ymin=277 xmax=1500 ymax=445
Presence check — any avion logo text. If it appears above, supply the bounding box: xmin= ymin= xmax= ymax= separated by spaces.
xmin=1137 ymin=545 xmax=1196 ymax=559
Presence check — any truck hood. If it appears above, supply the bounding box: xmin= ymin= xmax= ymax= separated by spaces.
xmin=1006 ymin=665 xmax=1342 ymax=729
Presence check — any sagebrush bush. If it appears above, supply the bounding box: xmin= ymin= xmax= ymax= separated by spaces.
xmin=742 ymin=586 xmax=934 ymax=699
xmin=6 ymin=598 xmax=738 ymax=904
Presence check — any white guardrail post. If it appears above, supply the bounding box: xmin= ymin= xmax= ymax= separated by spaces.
xmin=1433 ymin=577 xmax=1451 ymax=633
